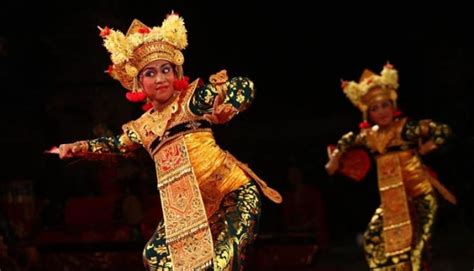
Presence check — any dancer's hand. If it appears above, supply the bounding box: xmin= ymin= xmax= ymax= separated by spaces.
xmin=325 ymin=149 xmax=341 ymax=175
xmin=58 ymin=141 xmax=88 ymax=159
xmin=418 ymin=140 xmax=437 ymax=156
xmin=203 ymin=95 xmax=238 ymax=124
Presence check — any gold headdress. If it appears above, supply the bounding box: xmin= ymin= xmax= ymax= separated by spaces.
xmin=341 ymin=63 xmax=399 ymax=121
xmin=99 ymin=13 xmax=188 ymax=93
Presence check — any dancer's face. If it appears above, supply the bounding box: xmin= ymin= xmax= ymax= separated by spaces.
xmin=368 ymin=97 xmax=395 ymax=128
xmin=139 ymin=60 xmax=177 ymax=105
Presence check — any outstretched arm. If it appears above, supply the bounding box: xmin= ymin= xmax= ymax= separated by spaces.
xmin=325 ymin=131 xmax=364 ymax=175
xmin=402 ymin=119 xmax=452 ymax=155
xmin=58 ymin=130 xmax=141 ymax=159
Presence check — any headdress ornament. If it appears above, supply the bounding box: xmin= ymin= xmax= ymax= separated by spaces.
xmin=99 ymin=12 xmax=187 ymax=100
xmin=341 ymin=62 xmax=399 ymax=122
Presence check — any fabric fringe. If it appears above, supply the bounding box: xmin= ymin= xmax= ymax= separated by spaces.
xmin=166 ymin=222 xmax=209 ymax=245
xmin=383 ymin=220 xmax=410 ymax=231
xmin=379 ymin=182 xmax=403 ymax=191
xmin=384 ymin=246 xmax=411 ymax=257
xmin=193 ymin=259 xmax=214 ymax=271
xmin=157 ymin=167 xmax=192 ymax=189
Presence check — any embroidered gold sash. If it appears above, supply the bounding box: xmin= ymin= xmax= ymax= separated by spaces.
xmin=376 ymin=153 xmax=412 ymax=256
xmin=154 ymin=137 xmax=214 ymax=270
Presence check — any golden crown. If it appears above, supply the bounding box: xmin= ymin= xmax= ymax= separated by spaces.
xmin=99 ymin=13 xmax=188 ymax=90
xmin=341 ymin=63 xmax=399 ymax=116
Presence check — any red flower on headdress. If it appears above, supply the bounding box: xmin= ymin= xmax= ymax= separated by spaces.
xmin=142 ymin=103 xmax=153 ymax=111
xmin=393 ymin=109 xmax=402 ymax=117
xmin=125 ymin=92 xmax=146 ymax=102
xmin=167 ymin=11 xmax=179 ymax=18
xmin=340 ymin=79 xmax=348 ymax=89
xmin=99 ymin=26 xmax=111 ymax=37
xmin=105 ymin=65 xmax=114 ymax=74
xmin=173 ymin=76 xmax=190 ymax=91
xmin=359 ymin=121 xmax=371 ymax=129
xmin=138 ymin=27 xmax=150 ymax=34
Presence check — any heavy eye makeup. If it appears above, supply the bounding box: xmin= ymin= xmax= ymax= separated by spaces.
xmin=161 ymin=64 xmax=172 ymax=74
xmin=141 ymin=64 xmax=172 ymax=78
xmin=141 ymin=68 xmax=156 ymax=78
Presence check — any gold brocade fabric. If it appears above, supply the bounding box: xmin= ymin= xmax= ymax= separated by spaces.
xmin=364 ymin=119 xmax=434 ymax=199
xmin=143 ymin=181 xmax=261 ymax=271
xmin=376 ymin=153 xmax=412 ymax=256
xmin=333 ymin=117 xmax=452 ymax=270
xmin=363 ymin=193 xmax=438 ymax=271
xmin=395 ymin=150 xmax=433 ymax=197
xmin=367 ymin=119 xmax=434 ymax=257
xmin=184 ymin=131 xmax=251 ymax=218
xmin=209 ymin=181 xmax=261 ymax=270
xmin=148 ymin=132 xmax=278 ymax=270
xmin=154 ymin=137 xmax=214 ymax=270
xmin=175 ymin=130 xmax=279 ymax=219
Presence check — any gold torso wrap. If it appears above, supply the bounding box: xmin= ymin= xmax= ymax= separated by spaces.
xmin=364 ymin=118 xmax=433 ymax=256
xmin=123 ymin=80 xmax=281 ymax=270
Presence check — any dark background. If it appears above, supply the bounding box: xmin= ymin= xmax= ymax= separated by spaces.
xmin=1 ymin=1 xmax=473 ymax=270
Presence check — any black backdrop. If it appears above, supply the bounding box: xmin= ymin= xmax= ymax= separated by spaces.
xmin=1 ymin=0 xmax=473 ymax=255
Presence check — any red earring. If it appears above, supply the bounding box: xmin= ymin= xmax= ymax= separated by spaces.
xmin=126 ymin=92 xmax=146 ymax=102
xmin=173 ymin=76 xmax=190 ymax=91
xmin=359 ymin=121 xmax=371 ymax=129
